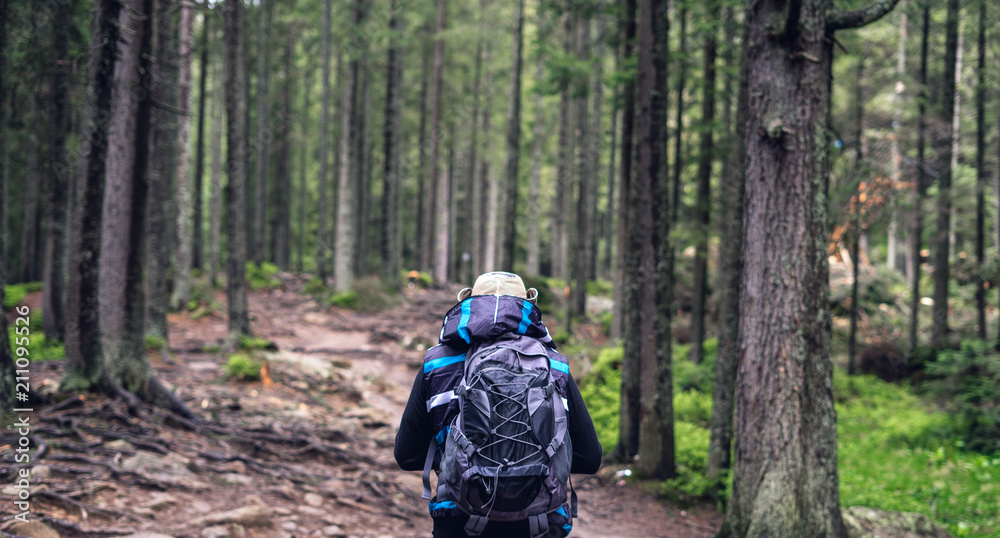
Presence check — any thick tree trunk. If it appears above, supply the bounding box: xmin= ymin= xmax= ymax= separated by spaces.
xmin=416 ymin=22 xmax=432 ymax=272
xmin=145 ymin=0 xmax=177 ymax=342
xmin=705 ymin=36 xmax=747 ymax=486
xmin=224 ymin=0 xmax=250 ymax=338
xmin=974 ymin=0 xmax=986 ymax=339
xmin=0 ymin=0 xmax=13 ymax=414
xmin=298 ymin=64 xmax=311 ymax=273
xmin=932 ymin=0 xmax=958 ymax=347
xmin=101 ymin=0 xmax=156 ymax=393
xmin=635 ymin=0 xmax=673 ymax=480
xmin=848 ymin=57 xmax=866 ymax=376
xmin=670 ymin=5 xmax=687 ymax=230
xmin=334 ymin=0 xmax=364 ymax=292
xmin=588 ymin=15 xmax=606 ymax=282
xmin=171 ymin=0 xmax=196 ymax=311
xmin=18 ymin=95 xmax=40 ymax=283
xmin=272 ymin=30 xmax=293 ymax=269
xmin=209 ymin=34 xmax=224 ymax=289
xmin=63 ymin=0 xmax=120 ymax=392
xmin=429 ymin=0 xmax=449 ymax=284
xmin=573 ymin=14 xmax=591 ymax=318
xmin=526 ymin=46 xmax=546 ymax=277
xmin=613 ymin=0 xmax=639 ymax=460
xmin=688 ymin=22 xmax=716 ymax=365
xmin=723 ymin=0 xmax=901 ymax=533
xmin=909 ymin=2 xmax=929 ymax=356
xmin=468 ymin=36 xmax=483 ymax=279
xmin=477 ymin=45 xmax=494 ymax=274
xmin=888 ymin=3 xmax=906 ymax=274
xmin=253 ymin=0 xmax=272 ymax=265
xmin=42 ymin=0 xmax=74 ymax=343
xmin=193 ymin=10 xmax=209 ymax=271
xmin=381 ymin=0 xmax=403 ymax=281
xmin=316 ymin=0 xmax=333 ymax=282
xmin=500 ymin=0 xmax=525 ymax=273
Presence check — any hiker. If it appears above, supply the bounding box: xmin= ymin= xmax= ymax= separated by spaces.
xmin=395 ymin=271 xmax=602 ymax=538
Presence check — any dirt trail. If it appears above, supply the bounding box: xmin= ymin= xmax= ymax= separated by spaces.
xmin=2 ymin=277 xmax=719 ymax=538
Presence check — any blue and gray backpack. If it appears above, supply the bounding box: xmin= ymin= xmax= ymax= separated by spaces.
xmin=422 ymin=332 xmax=576 ymax=537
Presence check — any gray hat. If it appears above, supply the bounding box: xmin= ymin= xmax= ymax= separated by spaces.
xmin=457 ymin=271 xmax=538 ymax=304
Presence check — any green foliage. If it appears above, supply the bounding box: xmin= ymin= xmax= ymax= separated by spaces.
xmin=144 ymin=335 xmax=165 ymax=351
xmin=304 ymin=277 xmax=327 ymax=296
xmin=659 ymin=422 xmax=721 ymax=505
xmin=672 ymin=340 xmax=717 ymax=394
xmin=7 ymin=323 xmax=64 ymax=362
xmin=224 ymin=353 xmax=263 ymax=381
xmin=924 ymin=339 xmax=1000 ymax=454
xmin=585 ymin=279 xmax=614 ymax=297
xmin=327 ymin=277 xmax=397 ymax=313
xmin=245 ymin=262 xmax=282 ymax=290
xmin=237 ymin=335 xmax=275 ymax=351
xmin=836 ymin=371 xmax=1000 ymax=537
xmin=4 ymin=282 xmax=43 ymax=309
xmin=578 ymin=346 xmax=623 ymax=454
xmin=674 ymin=390 xmax=712 ymax=428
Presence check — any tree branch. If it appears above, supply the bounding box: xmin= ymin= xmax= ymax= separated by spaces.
xmin=827 ymin=0 xmax=902 ymax=31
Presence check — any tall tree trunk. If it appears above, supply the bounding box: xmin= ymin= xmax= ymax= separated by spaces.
xmin=705 ymin=32 xmax=747 ymax=487
xmin=612 ymin=0 xmax=639 ymax=459
xmin=63 ymin=0 xmax=121 ymax=392
xmin=636 ymin=0 xmax=673 ymax=479
xmin=145 ymin=0 xmax=177 ymax=341
xmin=932 ymin=0 xmax=957 ymax=347
xmin=889 ymin=2 xmax=906 ymax=275
xmin=587 ymin=15 xmax=606 ymax=282
xmin=298 ymin=63 xmax=311 ymax=274
xmin=554 ymin=11 xmax=574 ymax=283
xmin=848 ymin=57 xmax=865 ymax=376
xmin=42 ymin=0 xmax=74 ymax=343
xmin=416 ymin=22 xmax=432 ymax=272
xmin=193 ymin=10 xmax=209 ymax=271
xmin=689 ymin=17 xmax=716 ymax=365
xmin=526 ymin=42 xmax=546 ymax=277
xmin=947 ymin=26 xmax=962 ymax=262
xmin=316 ymin=0 xmax=333 ymax=282
xmin=467 ymin=32 xmax=483 ymax=279
xmin=253 ymin=0 xmax=272 ymax=264
xmin=100 ymin=0 xmax=156 ymax=395
xmin=171 ymin=0 xmax=196 ymax=311
xmin=670 ymin=5 xmax=687 ymax=230
xmin=601 ymin=106 xmax=618 ymax=282
xmin=18 ymin=94 xmax=40 ymax=283
xmin=209 ymin=31 xmax=224 ymax=289
xmin=272 ymin=30 xmax=293 ymax=269
xmin=722 ymin=0 xmax=901 ymax=535
xmin=500 ymin=0 xmax=525 ymax=272
xmin=909 ymin=2 xmax=929 ymax=356
xmin=225 ymin=0 xmax=250 ymax=338
xmin=429 ymin=0 xmax=449 ymax=284
xmin=381 ymin=0 xmax=403 ymax=282
xmin=335 ymin=0 xmax=365 ymax=292
xmin=0 ymin=0 xmax=13 ymax=414
xmin=973 ymin=0 xmax=986 ymax=339
xmin=354 ymin=53 xmax=371 ymax=279
xmin=478 ymin=45 xmax=494 ymax=274
xmin=573 ymin=13 xmax=591 ymax=318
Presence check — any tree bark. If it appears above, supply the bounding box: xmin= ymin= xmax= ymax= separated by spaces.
xmin=42 ymin=0 xmax=74 ymax=343
xmin=18 ymin=94 xmax=40 ymax=284
xmin=272 ymin=30 xmax=293 ymax=269
xmin=909 ymin=1 xmax=929 ymax=356
xmin=224 ymin=0 xmax=250 ymax=338
xmin=635 ymin=0 xmax=673 ymax=480
xmin=974 ymin=0 xmax=986 ymax=339
xmin=478 ymin=45 xmax=495 ymax=274
xmin=193 ymin=9 xmax=209 ymax=271
xmin=688 ymin=17 xmax=716 ymax=365
xmin=209 ymin=26 xmax=223 ymax=289
xmin=467 ymin=34 xmax=484 ymax=279
xmin=416 ymin=22 xmax=432 ymax=272
xmin=500 ymin=0 xmax=525 ymax=273
xmin=587 ymin=15 xmax=606 ymax=282
xmin=429 ymin=0 xmax=449 ymax=284
xmin=62 ymin=0 xmax=121 ymax=392
xmin=100 ymin=0 xmax=156 ymax=393
xmin=848 ymin=57 xmax=866 ymax=376
xmin=253 ymin=0 xmax=273 ymax=266
xmin=0 ymin=0 xmax=13 ymax=414
xmin=721 ymin=0 xmax=901 ymax=534
xmin=705 ymin=31 xmax=747 ymax=487
xmin=670 ymin=5 xmax=687 ymax=230
xmin=553 ymin=11 xmax=574 ymax=283
xmin=381 ymin=0 xmax=403 ymax=282
xmin=601 ymin=105 xmax=618 ymax=282
xmin=573 ymin=12 xmax=591 ymax=319
xmin=932 ymin=0 xmax=958 ymax=347
xmin=526 ymin=38 xmax=546 ymax=277
xmin=613 ymin=0 xmax=639 ymax=460
xmin=171 ymin=0 xmax=196 ymax=310
xmin=298 ymin=63 xmax=311 ymax=274
xmin=888 ymin=2 xmax=906 ymax=274
xmin=334 ymin=0 xmax=365 ymax=292
xmin=145 ymin=0 xmax=177 ymax=341
xmin=316 ymin=0 xmax=333 ymax=282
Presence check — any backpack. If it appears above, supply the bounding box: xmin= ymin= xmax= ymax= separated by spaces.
xmin=425 ymin=334 xmax=576 ymax=537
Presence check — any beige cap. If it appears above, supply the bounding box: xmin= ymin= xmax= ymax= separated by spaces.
xmin=457 ymin=271 xmax=538 ymax=304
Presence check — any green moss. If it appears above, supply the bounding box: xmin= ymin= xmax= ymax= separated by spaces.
xmin=144 ymin=334 xmax=165 ymax=351
xmin=237 ymin=335 xmax=275 ymax=351
xmin=224 ymin=353 xmax=263 ymax=381
xmin=328 ymin=290 xmax=359 ymax=309
xmin=245 ymin=262 xmax=282 ymax=290
xmin=585 ymin=279 xmax=614 ymax=297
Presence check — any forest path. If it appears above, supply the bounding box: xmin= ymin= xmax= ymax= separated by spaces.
xmin=6 ymin=277 xmax=719 ymax=538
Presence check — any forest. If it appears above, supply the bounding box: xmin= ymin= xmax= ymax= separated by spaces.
xmin=1 ymin=0 xmax=999 ymax=536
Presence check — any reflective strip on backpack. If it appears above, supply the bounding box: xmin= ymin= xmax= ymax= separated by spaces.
xmin=424 ymin=353 xmax=466 ymax=372
xmin=549 ymin=358 xmax=569 ymax=374
xmin=426 ymin=390 xmax=456 ymax=411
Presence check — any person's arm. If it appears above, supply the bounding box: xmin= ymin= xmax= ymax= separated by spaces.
xmin=395 ymin=368 xmax=433 ymax=471
xmin=565 ymin=374 xmax=602 ymax=474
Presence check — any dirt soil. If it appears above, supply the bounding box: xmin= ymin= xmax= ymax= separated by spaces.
xmin=1 ymin=276 xmax=720 ymax=538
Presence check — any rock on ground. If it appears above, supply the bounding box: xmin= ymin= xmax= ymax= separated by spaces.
xmin=842 ymin=506 xmax=954 ymax=538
